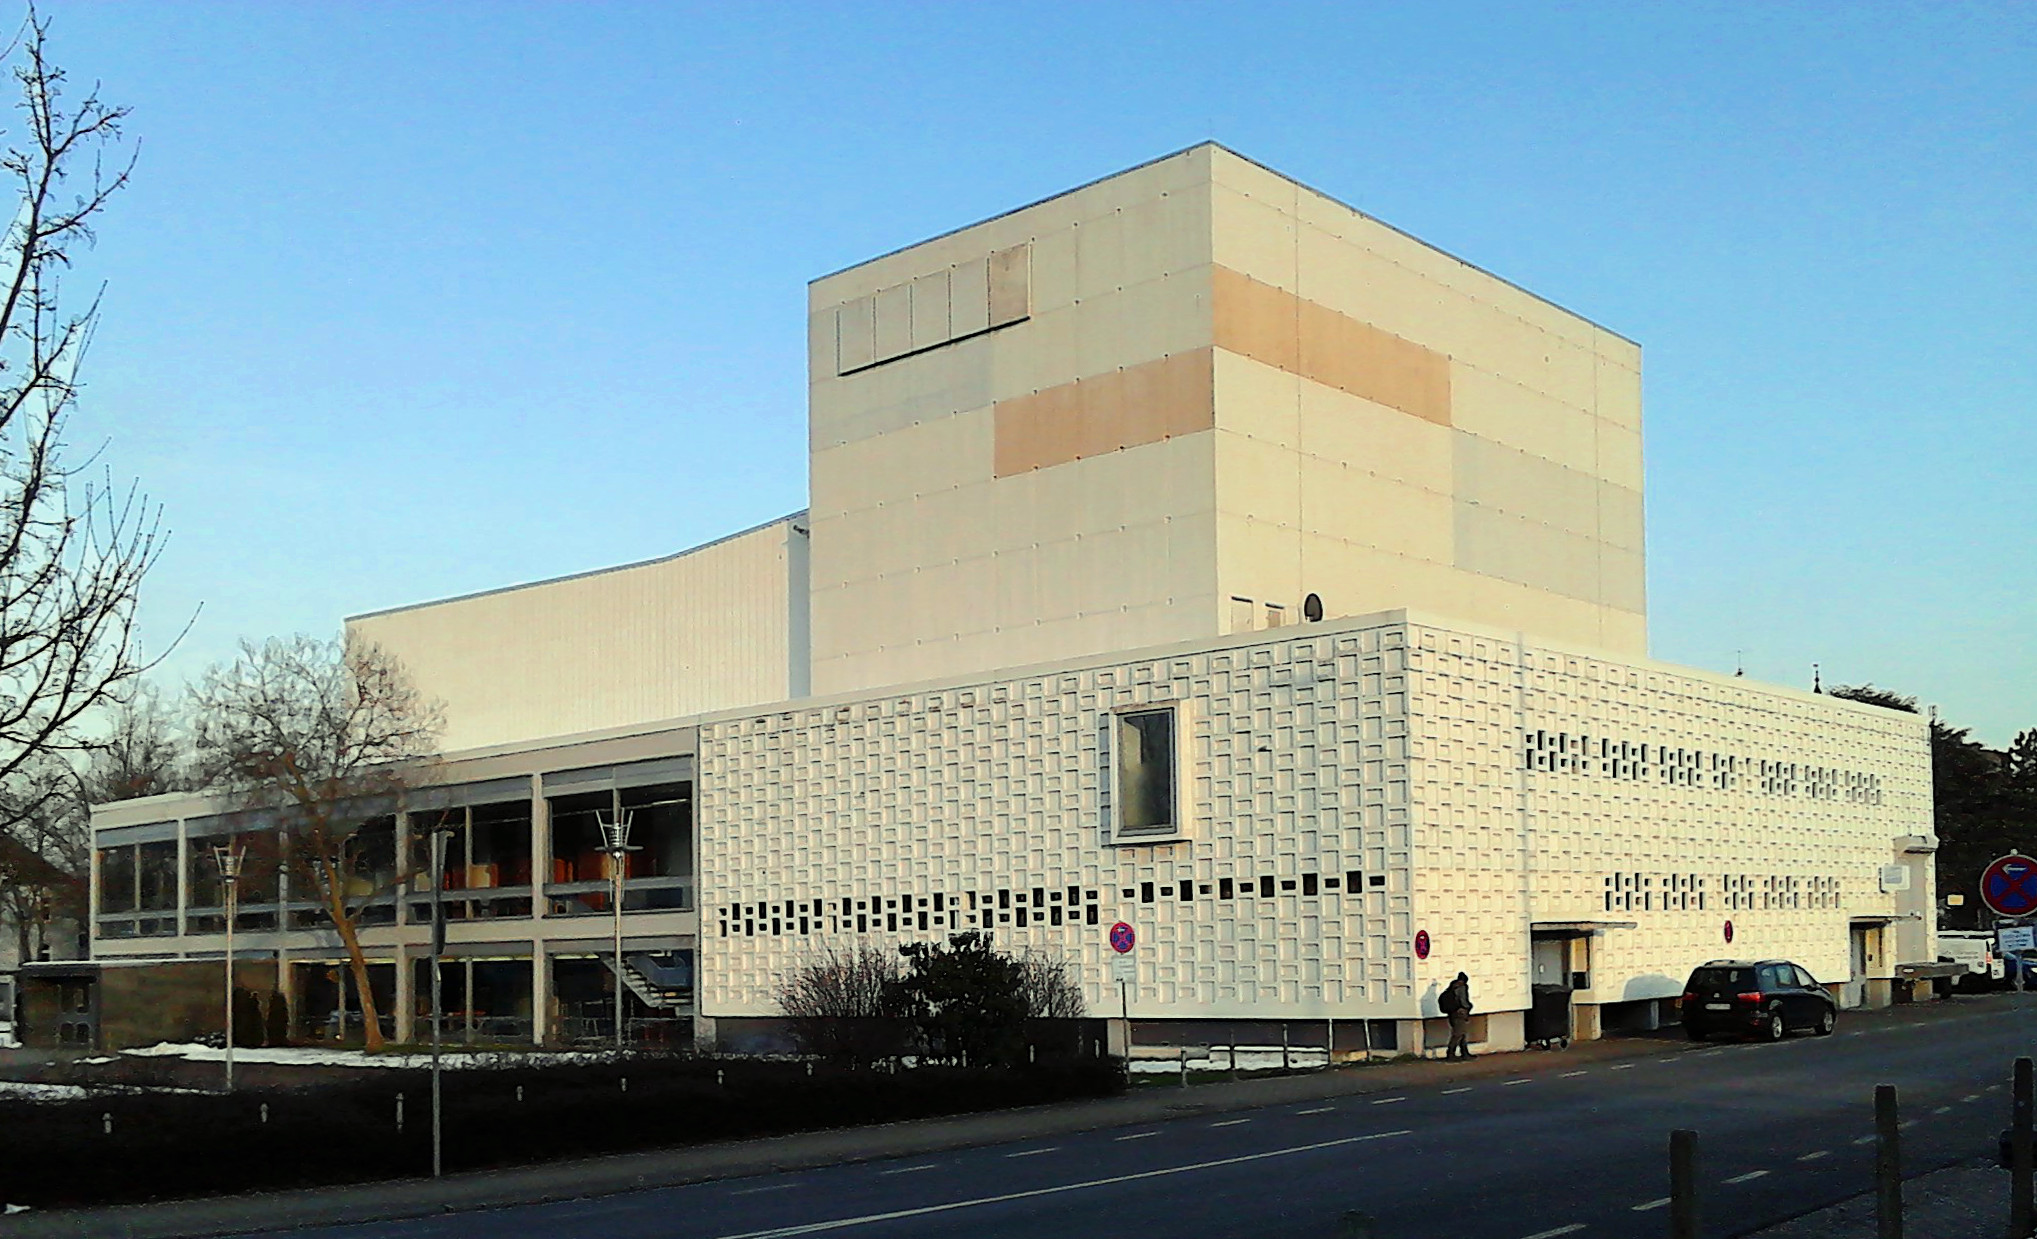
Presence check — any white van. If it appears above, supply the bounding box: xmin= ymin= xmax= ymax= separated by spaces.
xmin=1941 ymin=930 xmax=2005 ymax=988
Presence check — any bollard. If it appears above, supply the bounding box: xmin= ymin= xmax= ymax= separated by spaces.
xmin=1669 ymin=1128 xmax=1699 ymax=1239
xmin=620 ymin=1075 xmax=629 ymax=1094
xmin=807 ymin=1061 xmax=814 ymax=1077
xmin=515 ymin=1085 xmax=524 ymax=1103
xmin=101 ymin=1112 xmax=111 ymax=1136
xmin=1029 ymin=1044 xmax=1036 ymax=1066
xmin=1282 ymin=1025 xmax=1291 ymax=1072
xmin=2013 ymin=1057 xmax=2033 ymax=1237
xmin=1337 ymin=1210 xmax=1376 ymax=1237
xmin=1876 ymin=1083 xmax=1902 ymax=1239
xmin=1179 ymin=1047 xmax=1188 ymax=1088
xmin=717 ymin=1068 xmax=725 ymax=1087
xmin=396 ymin=1092 xmax=405 ymax=1133
xmin=1229 ymin=1041 xmax=1239 ymax=1077
xmin=260 ymin=1102 xmax=269 ymax=1124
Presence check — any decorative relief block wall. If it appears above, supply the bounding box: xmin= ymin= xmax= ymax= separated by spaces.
xmin=698 ymin=621 xmax=1416 ymax=1019
xmin=1403 ymin=621 xmax=1933 ymax=1012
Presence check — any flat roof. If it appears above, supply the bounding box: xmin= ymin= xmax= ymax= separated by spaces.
xmin=811 ymin=141 xmax=1637 ymax=348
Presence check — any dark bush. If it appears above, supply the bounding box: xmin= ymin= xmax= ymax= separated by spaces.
xmin=265 ymin=990 xmax=291 ymax=1047
xmin=231 ymin=987 xmax=265 ymax=1049
xmin=0 ymin=1055 xmax=1122 ymax=1209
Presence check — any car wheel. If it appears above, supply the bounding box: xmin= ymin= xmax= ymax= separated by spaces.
xmin=1764 ymin=1010 xmax=1786 ymax=1041
xmin=1816 ymin=1008 xmax=1836 ymax=1036
xmin=1686 ymin=1024 xmax=1707 ymax=1042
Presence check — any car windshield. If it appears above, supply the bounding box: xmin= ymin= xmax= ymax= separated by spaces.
xmin=1690 ymin=966 xmax=1752 ymax=989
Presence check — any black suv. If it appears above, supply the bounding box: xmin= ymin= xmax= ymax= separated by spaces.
xmin=1681 ymin=959 xmax=1838 ymax=1041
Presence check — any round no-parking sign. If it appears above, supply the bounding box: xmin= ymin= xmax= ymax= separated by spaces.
xmin=1414 ymin=930 xmax=1431 ymax=960
xmin=1723 ymin=920 xmax=1734 ymax=944
xmin=1982 ymin=854 xmax=2037 ymax=918
xmin=1108 ymin=921 xmax=1136 ymax=954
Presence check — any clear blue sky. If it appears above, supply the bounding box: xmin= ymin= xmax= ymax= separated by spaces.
xmin=47 ymin=2 xmax=2035 ymax=745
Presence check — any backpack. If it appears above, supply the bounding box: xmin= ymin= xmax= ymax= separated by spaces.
xmin=1440 ymin=984 xmax=1464 ymax=1015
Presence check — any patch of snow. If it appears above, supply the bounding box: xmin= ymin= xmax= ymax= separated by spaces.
xmin=0 ymin=1081 xmax=89 ymax=1101
xmin=122 ymin=1042 xmax=611 ymax=1070
xmin=1128 ymin=1048 xmax=1332 ymax=1074
xmin=74 ymin=1056 xmax=116 ymax=1065
xmin=4 ymin=1202 xmax=31 ymax=1213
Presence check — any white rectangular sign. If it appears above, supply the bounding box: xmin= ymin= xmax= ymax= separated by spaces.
xmin=1879 ymin=866 xmax=1910 ymax=892
xmin=1999 ymin=926 xmax=2035 ymax=953
xmin=1110 ymin=954 xmax=1138 ymax=983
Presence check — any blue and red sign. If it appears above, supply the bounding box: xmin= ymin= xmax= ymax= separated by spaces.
xmin=1982 ymin=854 xmax=2037 ymax=918
xmin=1723 ymin=920 xmax=1734 ymax=944
xmin=1108 ymin=921 xmax=1136 ymax=954
xmin=1414 ymin=930 xmax=1431 ymax=960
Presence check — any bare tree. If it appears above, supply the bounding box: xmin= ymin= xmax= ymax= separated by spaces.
xmin=1015 ymin=950 xmax=1086 ymax=1020
xmin=776 ymin=941 xmax=906 ymax=1066
xmin=0 ymin=752 xmax=83 ymax=964
xmin=0 ymin=9 xmax=170 ymax=845
xmin=189 ymin=635 xmax=442 ymax=1052
xmin=81 ymin=682 xmax=186 ymax=803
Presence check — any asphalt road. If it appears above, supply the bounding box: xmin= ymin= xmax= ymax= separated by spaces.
xmin=261 ymin=1000 xmax=2032 ymax=1239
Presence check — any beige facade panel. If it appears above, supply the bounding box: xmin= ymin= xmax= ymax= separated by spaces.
xmin=1452 ymin=433 xmax=1600 ymax=540
xmin=1212 ymin=267 xmax=1451 ymax=428
xmin=1453 ymin=501 xmax=1600 ymax=606
xmin=836 ymin=295 xmax=875 ymax=373
xmin=909 ymin=270 xmax=950 ymax=352
xmin=992 ymin=348 xmax=1214 ymax=477
xmin=988 ymin=243 xmax=1032 ymax=327
xmin=872 ymin=283 xmax=912 ymax=364
xmin=1598 ymin=480 xmax=1645 ymax=553
xmin=347 ymin=518 xmax=808 ymax=755
xmin=950 ymin=256 xmax=990 ymax=337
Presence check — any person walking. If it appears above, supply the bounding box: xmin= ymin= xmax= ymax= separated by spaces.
xmin=1441 ymin=972 xmax=1473 ymax=1059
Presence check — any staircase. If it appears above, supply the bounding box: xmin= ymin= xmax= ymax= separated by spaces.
xmin=607 ymin=953 xmax=693 ymax=1011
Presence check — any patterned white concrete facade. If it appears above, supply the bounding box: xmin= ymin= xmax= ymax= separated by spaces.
xmin=697 ymin=610 xmax=1932 ymax=1025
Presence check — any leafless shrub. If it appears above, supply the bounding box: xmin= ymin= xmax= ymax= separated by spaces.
xmin=775 ymin=942 xmax=907 ymax=1066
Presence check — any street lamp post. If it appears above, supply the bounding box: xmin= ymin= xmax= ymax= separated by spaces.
xmin=212 ymin=845 xmax=245 ymax=1093
xmin=599 ymin=813 xmax=637 ymax=1054
xmin=427 ymin=819 xmax=459 ymax=1178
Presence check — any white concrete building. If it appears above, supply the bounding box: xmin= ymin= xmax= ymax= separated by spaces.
xmin=69 ymin=145 xmax=1934 ymax=1055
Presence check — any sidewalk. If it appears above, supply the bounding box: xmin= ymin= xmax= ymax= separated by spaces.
xmin=1747 ymin=1163 xmax=2015 ymax=1238
xmin=0 ymin=993 xmax=2015 ymax=1239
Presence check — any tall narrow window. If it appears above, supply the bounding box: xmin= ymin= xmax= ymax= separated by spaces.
xmin=1229 ymin=597 xmax=1256 ymax=634
xmin=1263 ymin=603 xmax=1285 ymax=628
xmin=1115 ymin=708 xmax=1176 ymax=835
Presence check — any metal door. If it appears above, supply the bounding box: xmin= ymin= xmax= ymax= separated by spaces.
xmin=1532 ymin=938 xmax=1567 ymax=987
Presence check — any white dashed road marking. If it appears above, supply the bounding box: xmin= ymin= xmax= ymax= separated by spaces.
xmin=1297 ymin=1106 xmax=1335 ymax=1115
xmin=1965 ymin=1095 xmax=1982 ymax=1103
xmin=1725 ymin=1170 xmax=1769 ymax=1185
xmin=707 ymin=1131 xmax=1414 ymax=1239
xmin=879 ymin=1165 xmax=937 ymax=1176
xmin=1934 ymin=1107 xmax=1951 ymax=1115
xmin=1210 ymin=1118 xmax=1251 ymax=1128
xmin=1114 ymin=1132 xmax=1157 ymax=1142
xmin=733 ymin=1185 xmax=801 ymax=1196
xmin=1443 ymin=1087 xmax=1474 ymax=1095
xmin=1899 ymin=1120 xmax=1919 ymax=1131
xmin=1504 ymin=1078 xmax=1533 ymax=1087
xmin=1632 ymin=1197 xmax=1671 ymax=1211
xmin=1372 ymin=1096 xmax=1406 ymax=1105
xmin=1853 ymin=1136 xmax=1877 ymax=1146
xmin=1006 ymin=1147 xmax=1059 ymax=1158
xmin=1521 ymin=1225 xmax=1587 ymax=1238
xmin=1799 ymin=1151 xmax=1829 ymax=1162
xmin=1612 ymin=1064 xmax=1634 ymax=1071
xmin=1561 ymin=1071 xmax=1588 ymax=1078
